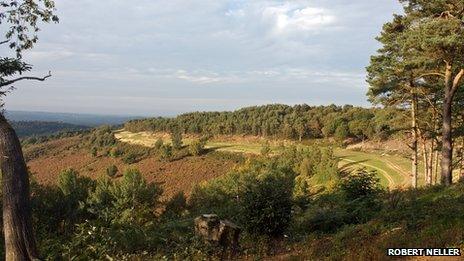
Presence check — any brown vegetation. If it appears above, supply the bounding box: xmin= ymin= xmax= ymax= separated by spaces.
xmin=25 ymin=137 xmax=237 ymax=199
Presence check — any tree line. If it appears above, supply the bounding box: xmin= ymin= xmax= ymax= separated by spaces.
xmin=124 ymin=104 xmax=408 ymax=142
xmin=12 ymin=121 xmax=88 ymax=137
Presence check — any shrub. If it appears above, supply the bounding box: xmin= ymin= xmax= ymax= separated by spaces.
xmin=260 ymin=141 xmax=271 ymax=156
xmin=154 ymin=138 xmax=163 ymax=150
xmin=87 ymin=125 xmax=117 ymax=147
xmin=160 ymin=144 xmax=173 ymax=160
xmin=110 ymin=147 xmax=123 ymax=157
xmin=189 ymin=138 xmax=206 ymax=156
xmin=58 ymin=169 xmax=95 ymax=232
xmin=339 ymin=169 xmax=382 ymax=201
xmin=110 ymin=169 xmax=162 ymax=224
xmin=106 ymin=165 xmax=118 ymax=178
xmin=170 ymin=130 xmax=183 ymax=150
xmin=189 ymin=172 xmax=242 ymax=219
xmin=122 ymin=152 xmax=138 ymax=164
xmin=239 ymin=171 xmax=294 ymax=237
xmin=295 ymin=206 xmax=348 ymax=234
xmin=162 ymin=192 xmax=187 ymax=220
xmin=334 ymin=123 xmax=349 ymax=141
xmin=85 ymin=169 xmax=162 ymax=226
xmin=90 ymin=147 xmax=98 ymax=157
xmin=339 ymin=169 xmax=383 ymax=223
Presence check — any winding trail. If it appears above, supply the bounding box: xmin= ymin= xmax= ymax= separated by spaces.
xmin=339 ymin=158 xmax=396 ymax=188
xmin=383 ymin=159 xmax=410 ymax=186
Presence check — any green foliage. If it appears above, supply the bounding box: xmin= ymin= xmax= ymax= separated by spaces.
xmin=240 ymin=171 xmax=294 ymax=237
xmin=124 ymin=104 xmax=406 ymax=141
xmin=57 ymin=169 xmax=95 ymax=232
xmin=170 ymin=129 xmax=183 ymax=150
xmin=122 ymin=152 xmax=137 ymax=164
xmin=58 ymin=168 xmax=94 ymax=199
xmin=12 ymin=120 xmax=88 ymax=138
xmin=339 ymin=169 xmax=382 ymax=201
xmin=334 ymin=123 xmax=349 ymax=141
xmin=189 ymin=138 xmax=207 ymax=156
xmin=160 ymin=144 xmax=173 ymax=160
xmin=260 ymin=141 xmax=271 ymax=156
xmin=86 ymin=126 xmax=117 ymax=147
xmin=106 ymin=165 xmax=118 ymax=178
xmin=154 ymin=138 xmax=163 ymax=150
xmin=0 ymin=0 xmax=59 ymax=56
xmin=109 ymin=146 xmax=123 ymax=157
xmin=57 ymin=169 xmax=163 ymax=258
xmin=191 ymin=157 xmax=296 ymax=238
xmin=339 ymin=170 xmax=384 ymax=223
xmin=90 ymin=147 xmax=97 ymax=157
xmin=162 ymin=192 xmax=187 ymax=220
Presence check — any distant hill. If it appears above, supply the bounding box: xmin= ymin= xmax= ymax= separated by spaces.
xmin=6 ymin=110 xmax=141 ymax=127
xmin=11 ymin=121 xmax=89 ymax=137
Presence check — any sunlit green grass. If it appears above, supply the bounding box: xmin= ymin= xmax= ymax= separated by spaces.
xmin=116 ymin=130 xmax=417 ymax=188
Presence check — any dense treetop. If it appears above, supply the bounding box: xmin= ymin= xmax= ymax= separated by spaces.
xmin=125 ymin=104 xmax=407 ymax=141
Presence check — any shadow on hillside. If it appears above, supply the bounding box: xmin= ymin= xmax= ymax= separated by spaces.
xmin=204 ymin=145 xmax=234 ymax=153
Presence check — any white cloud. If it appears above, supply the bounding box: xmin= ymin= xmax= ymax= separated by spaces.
xmin=262 ymin=4 xmax=336 ymax=34
xmin=175 ymin=70 xmax=223 ymax=84
xmin=6 ymin=0 xmax=403 ymax=115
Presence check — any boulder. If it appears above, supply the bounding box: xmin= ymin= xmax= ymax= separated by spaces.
xmin=194 ymin=214 xmax=241 ymax=257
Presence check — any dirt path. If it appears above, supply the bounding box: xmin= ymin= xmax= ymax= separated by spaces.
xmin=339 ymin=158 xmax=396 ymax=188
xmin=384 ymin=159 xmax=410 ymax=186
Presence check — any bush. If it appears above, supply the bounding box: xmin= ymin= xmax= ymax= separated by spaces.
xmin=122 ymin=152 xmax=138 ymax=164
xmin=160 ymin=144 xmax=173 ymax=160
xmin=189 ymin=172 xmax=242 ymax=219
xmin=339 ymin=169 xmax=382 ymax=201
xmin=339 ymin=169 xmax=383 ymax=223
xmin=58 ymin=169 xmax=95 ymax=232
xmin=240 ymin=171 xmax=294 ymax=237
xmin=260 ymin=142 xmax=271 ymax=156
xmin=334 ymin=123 xmax=349 ymax=141
xmin=90 ymin=147 xmax=98 ymax=157
xmin=295 ymin=206 xmax=348 ymax=234
xmin=170 ymin=130 xmax=183 ymax=150
xmin=189 ymin=138 xmax=206 ymax=156
xmin=110 ymin=169 xmax=162 ymax=224
xmin=106 ymin=165 xmax=118 ymax=178
xmin=154 ymin=138 xmax=163 ymax=150
xmin=162 ymin=192 xmax=187 ymax=220
xmin=110 ymin=147 xmax=123 ymax=157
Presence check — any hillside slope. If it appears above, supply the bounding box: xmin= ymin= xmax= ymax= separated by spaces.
xmin=24 ymin=136 xmax=239 ymax=199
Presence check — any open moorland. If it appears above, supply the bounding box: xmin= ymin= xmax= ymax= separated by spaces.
xmin=115 ymin=130 xmax=413 ymax=189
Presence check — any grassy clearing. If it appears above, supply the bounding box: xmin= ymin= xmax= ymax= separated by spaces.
xmin=115 ymin=130 xmax=413 ymax=188
xmin=335 ymin=149 xmax=411 ymax=189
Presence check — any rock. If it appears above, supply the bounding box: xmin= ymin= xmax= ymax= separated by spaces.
xmin=194 ymin=214 xmax=241 ymax=257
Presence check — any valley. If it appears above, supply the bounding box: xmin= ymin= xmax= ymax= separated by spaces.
xmin=115 ymin=130 xmax=412 ymax=189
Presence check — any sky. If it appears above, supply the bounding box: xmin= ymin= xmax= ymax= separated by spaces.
xmin=3 ymin=0 xmax=404 ymax=116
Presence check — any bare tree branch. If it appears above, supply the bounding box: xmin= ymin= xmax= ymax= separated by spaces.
xmin=0 ymin=40 xmax=9 ymax=45
xmin=451 ymin=69 xmax=464 ymax=97
xmin=417 ymin=72 xmax=446 ymax=78
xmin=0 ymin=71 xmax=51 ymax=87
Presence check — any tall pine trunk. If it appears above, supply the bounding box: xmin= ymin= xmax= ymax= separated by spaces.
xmin=441 ymin=84 xmax=453 ymax=185
xmin=411 ymin=92 xmax=419 ymax=188
xmin=427 ymin=141 xmax=434 ymax=185
xmin=440 ymin=65 xmax=464 ymax=185
xmin=0 ymin=115 xmax=38 ymax=260
xmin=422 ymin=141 xmax=430 ymax=185
xmin=434 ymin=150 xmax=440 ymax=185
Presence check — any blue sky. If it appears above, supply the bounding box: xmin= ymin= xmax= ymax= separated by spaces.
xmin=4 ymin=0 xmax=403 ymax=116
